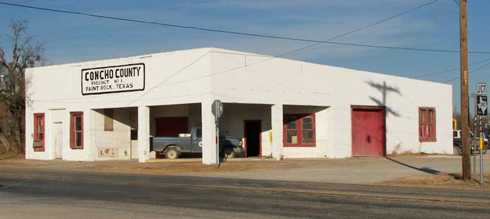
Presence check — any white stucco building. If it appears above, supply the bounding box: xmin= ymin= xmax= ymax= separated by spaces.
xmin=25 ymin=48 xmax=453 ymax=164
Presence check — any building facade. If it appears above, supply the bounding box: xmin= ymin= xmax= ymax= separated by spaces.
xmin=25 ymin=48 xmax=453 ymax=164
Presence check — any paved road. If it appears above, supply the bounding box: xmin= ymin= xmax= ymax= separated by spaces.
xmin=1 ymin=168 xmax=490 ymax=218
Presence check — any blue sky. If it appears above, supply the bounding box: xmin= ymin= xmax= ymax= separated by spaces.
xmin=0 ymin=0 xmax=489 ymax=111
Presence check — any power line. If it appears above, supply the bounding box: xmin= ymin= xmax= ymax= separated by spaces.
xmin=91 ymin=0 xmax=446 ymax=105
xmin=330 ymin=0 xmax=439 ymax=40
xmin=1 ymin=1 xmax=490 ymax=55
xmin=120 ymin=0 xmax=477 ymax=93
xmin=268 ymin=0 xmax=441 ymax=61
xmin=227 ymin=0 xmax=441 ymax=72
xmin=442 ymin=59 xmax=490 ymax=82
xmin=414 ymin=57 xmax=490 ymax=79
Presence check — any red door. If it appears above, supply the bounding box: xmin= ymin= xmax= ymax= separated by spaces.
xmin=155 ymin=117 xmax=189 ymax=137
xmin=351 ymin=107 xmax=385 ymax=156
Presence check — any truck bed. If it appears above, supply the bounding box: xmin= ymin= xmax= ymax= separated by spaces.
xmin=151 ymin=136 xmax=192 ymax=152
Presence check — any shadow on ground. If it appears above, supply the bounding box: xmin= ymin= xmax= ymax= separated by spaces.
xmin=386 ymin=156 xmax=446 ymax=175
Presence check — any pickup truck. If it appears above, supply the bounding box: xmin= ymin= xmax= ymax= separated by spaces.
xmin=150 ymin=127 xmax=244 ymax=159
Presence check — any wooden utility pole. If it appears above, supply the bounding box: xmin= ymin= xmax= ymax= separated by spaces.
xmin=460 ymin=0 xmax=471 ymax=181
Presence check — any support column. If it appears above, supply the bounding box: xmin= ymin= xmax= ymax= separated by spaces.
xmin=201 ymin=100 xmax=218 ymax=165
xmin=271 ymin=104 xmax=283 ymax=160
xmin=138 ymin=106 xmax=150 ymax=163
xmin=86 ymin=109 xmax=97 ymax=161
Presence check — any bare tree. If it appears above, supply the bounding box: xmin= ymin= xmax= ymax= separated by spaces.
xmin=0 ymin=20 xmax=43 ymax=153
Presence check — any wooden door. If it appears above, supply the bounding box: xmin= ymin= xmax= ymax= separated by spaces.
xmin=351 ymin=107 xmax=385 ymax=156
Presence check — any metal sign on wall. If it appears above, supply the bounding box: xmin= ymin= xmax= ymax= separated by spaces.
xmin=81 ymin=63 xmax=145 ymax=95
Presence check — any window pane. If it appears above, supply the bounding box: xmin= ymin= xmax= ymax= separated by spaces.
xmin=76 ymin=116 xmax=82 ymax=130
xmin=287 ymin=120 xmax=297 ymax=129
xmin=76 ymin=132 xmax=82 ymax=146
xmin=302 ymin=130 xmax=314 ymax=143
xmin=287 ymin=130 xmax=298 ymax=144
xmin=302 ymin=117 xmax=313 ymax=129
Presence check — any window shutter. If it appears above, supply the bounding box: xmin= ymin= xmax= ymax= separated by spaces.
xmin=70 ymin=113 xmax=74 ymax=148
xmin=33 ymin=114 xmax=38 ymax=143
xmin=419 ymin=107 xmax=436 ymax=142
xmin=419 ymin=109 xmax=424 ymax=141
xmin=33 ymin=113 xmax=45 ymax=151
xmin=70 ymin=112 xmax=84 ymax=149
xmin=80 ymin=113 xmax=84 ymax=148
xmin=430 ymin=109 xmax=436 ymax=140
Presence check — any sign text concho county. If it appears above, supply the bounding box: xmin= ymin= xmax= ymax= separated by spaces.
xmin=81 ymin=63 xmax=145 ymax=95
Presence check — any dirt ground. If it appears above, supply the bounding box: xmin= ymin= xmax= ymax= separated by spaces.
xmin=0 ymin=152 xmax=22 ymax=160
xmin=0 ymin=155 xmax=308 ymax=175
xmin=379 ymin=174 xmax=490 ymax=190
xmin=2 ymin=154 xmax=490 ymax=191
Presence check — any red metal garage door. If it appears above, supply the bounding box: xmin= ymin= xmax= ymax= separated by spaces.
xmin=351 ymin=107 xmax=385 ymax=156
xmin=155 ymin=117 xmax=189 ymax=137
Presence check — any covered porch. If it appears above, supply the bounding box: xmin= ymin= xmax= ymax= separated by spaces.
xmin=133 ymin=102 xmax=330 ymax=164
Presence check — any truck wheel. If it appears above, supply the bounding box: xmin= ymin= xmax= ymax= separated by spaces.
xmin=165 ymin=147 xmax=179 ymax=159
xmin=224 ymin=149 xmax=235 ymax=159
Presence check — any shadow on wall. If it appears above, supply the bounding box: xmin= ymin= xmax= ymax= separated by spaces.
xmin=366 ymin=80 xmax=402 ymax=118
xmin=366 ymin=80 xmax=404 ymax=155
xmin=94 ymin=108 xmax=137 ymax=158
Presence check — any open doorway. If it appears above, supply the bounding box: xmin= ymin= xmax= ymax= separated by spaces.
xmin=244 ymin=120 xmax=261 ymax=157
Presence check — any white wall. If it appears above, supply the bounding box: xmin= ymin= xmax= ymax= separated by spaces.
xmin=25 ymin=48 xmax=212 ymax=161
xmin=280 ymin=106 xmax=331 ymax=158
xmin=220 ymin=103 xmax=271 ymax=157
xmin=209 ymin=49 xmax=453 ymax=158
xmin=93 ymin=108 xmax=133 ymax=160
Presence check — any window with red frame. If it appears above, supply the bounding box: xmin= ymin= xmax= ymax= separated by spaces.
xmin=70 ymin=112 xmax=84 ymax=149
xmin=419 ymin=107 xmax=436 ymax=142
xmin=283 ymin=114 xmax=316 ymax=147
xmin=33 ymin=113 xmax=45 ymax=152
